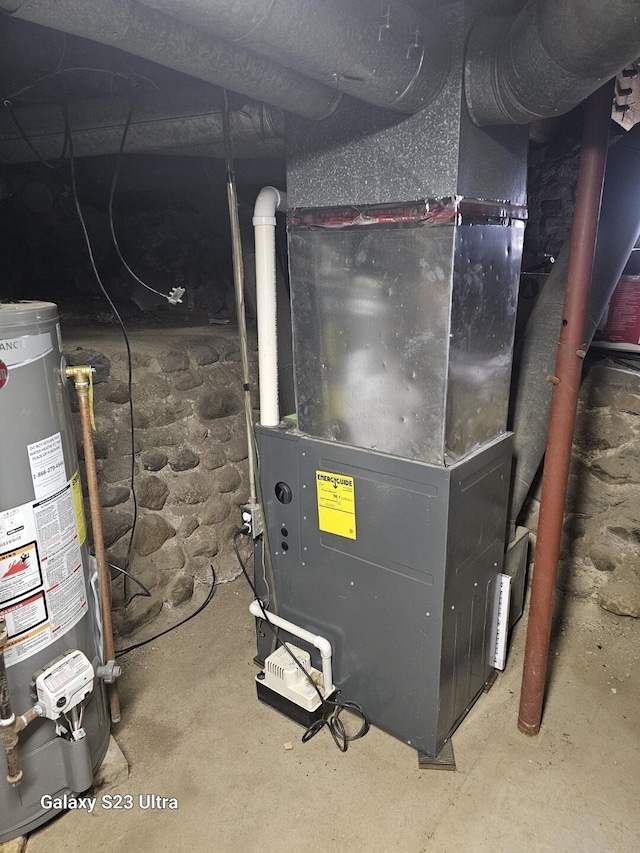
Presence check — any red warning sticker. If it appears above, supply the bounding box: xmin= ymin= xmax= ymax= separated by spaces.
xmin=0 ymin=360 xmax=8 ymax=390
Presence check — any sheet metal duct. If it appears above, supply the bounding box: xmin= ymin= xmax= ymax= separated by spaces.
xmin=0 ymin=0 xmax=340 ymax=121
xmin=284 ymin=3 xmax=528 ymax=464
xmin=138 ymin=0 xmax=451 ymax=114
xmin=287 ymin=200 xmax=525 ymax=464
xmin=509 ymin=122 xmax=640 ymax=528
xmin=0 ymin=93 xmax=283 ymax=162
xmin=466 ymin=0 xmax=640 ymax=126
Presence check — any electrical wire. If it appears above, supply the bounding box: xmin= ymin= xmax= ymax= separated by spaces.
xmin=233 ymin=528 xmax=369 ymax=752
xmin=65 ymin=96 xmax=140 ymax=604
xmin=55 ymin=68 xmax=160 ymax=94
xmin=2 ymin=98 xmax=70 ymax=169
xmin=35 ymin=76 xmax=181 ymax=606
xmin=105 ymin=89 xmax=188 ymax=596
xmin=107 ymin=99 xmax=176 ymax=303
xmin=5 ymin=64 xmax=159 ymax=102
xmin=109 ymin=563 xmax=151 ymax=598
xmin=3 ymin=32 xmax=67 ymax=100
xmin=14 ymin=74 xmax=197 ymax=610
xmin=116 ymin=566 xmax=217 ymax=658
xmin=62 ymin=711 xmax=72 ymax=734
xmin=3 ymin=48 xmax=158 ymax=173
xmin=259 ymin=538 xmax=271 ymax=609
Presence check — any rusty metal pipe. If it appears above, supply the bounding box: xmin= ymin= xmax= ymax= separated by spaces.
xmin=0 ymin=616 xmax=21 ymax=785
xmin=68 ymin=369 xmax=121 ymax=725
xmin=518 ymin=82 xmax=613 ymax=736
xmin=0 ymin=617 xmax=43 ymax=785
xmin=0 ymin=619 xmax=11 ymax=723
xmin=2 ymin=738 xmax=21 ymax=787
xmin=2 ymin=707 xmax=44 ymax=786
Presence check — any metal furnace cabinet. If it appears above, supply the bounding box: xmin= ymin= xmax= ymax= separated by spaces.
xmin=254 ymin=426 xmax=511 ymax=757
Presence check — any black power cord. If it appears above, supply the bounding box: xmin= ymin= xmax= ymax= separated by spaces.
xmin=233 ymin=528 xmax=369 ymax=752
xmin=116 ymin=565 xmax=216 ymax=658
xmin=108 ymin=99 xmax=184 ymax=305
xmin=65 ymin=100 xmax=142 ymax=605
xmin=109 ymin=563 xmax=152 ymax=598
xmin=2 ymin=98 xmax=70 ymax=169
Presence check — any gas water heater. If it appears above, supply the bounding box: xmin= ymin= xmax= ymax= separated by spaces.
xmin=0 ymin=302 xmax=110 ymax=842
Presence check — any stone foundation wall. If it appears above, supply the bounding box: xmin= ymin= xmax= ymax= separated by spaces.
xmin=63 ymin=326 xmax=256 ymax=636
xmin=65 ymin=323 xmax=640 ymax=636
xmin=521 ymin=357 xmax=640 ymax=618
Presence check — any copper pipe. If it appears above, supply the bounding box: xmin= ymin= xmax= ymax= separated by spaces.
xmin=69 ymin=370 xmax=121 ymax=725
xmin=518 ymin=82 xmax=614 ymax=736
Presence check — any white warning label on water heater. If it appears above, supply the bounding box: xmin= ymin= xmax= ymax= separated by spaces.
xmin=0 ymin=477 xmax=88 ymax=668
xmin=316 ymin=470 xmax=356 ymax=540
xmin=28 ymin=432 xmax=67 ymax=500
xmin=0 ymin=542 xmax=42 ymax=602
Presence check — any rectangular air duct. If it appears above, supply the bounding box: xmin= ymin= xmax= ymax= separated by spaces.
xmin=288 ymin=199 xmax=524 ymax=464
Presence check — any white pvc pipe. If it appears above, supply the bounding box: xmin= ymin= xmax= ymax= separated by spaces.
xmin=249 ymin=600 xmax=334 ymax=696
xmin=253 ymin=186 xmax=287 ymax=427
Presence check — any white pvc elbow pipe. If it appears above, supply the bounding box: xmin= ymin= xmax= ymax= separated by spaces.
xmin=249 ymin=600 xmax=334 ymax=696
xmin=253 ymin=186 xmax=287 ymax=427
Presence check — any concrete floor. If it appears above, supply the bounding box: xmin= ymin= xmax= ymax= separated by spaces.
xmin=26 ymin=575 xmax=640 ymax=853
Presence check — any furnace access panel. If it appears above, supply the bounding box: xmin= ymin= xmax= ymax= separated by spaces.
xmin=254 ymin=426 xmax=511 ymax=756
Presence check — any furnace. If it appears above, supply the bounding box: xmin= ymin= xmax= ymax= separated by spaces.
xmin=250 ymin=2 xmax=529 ymax=760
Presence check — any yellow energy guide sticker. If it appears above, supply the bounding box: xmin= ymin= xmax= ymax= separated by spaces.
xmin=316 ymin=470 xmax=356 ymax=540
xmin=71 ymin=471 xmax=87 ymax=546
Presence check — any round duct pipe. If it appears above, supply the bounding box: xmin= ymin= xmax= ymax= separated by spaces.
xmin=0 ymin=0 xmax=340 ymax=121
xmin=466 ymin=0 xmax=640 ymax=126
xmin=0 ymin=93 xmax=284 ymax=163
xmin=137 ymin=0 xmax=451 ymax=114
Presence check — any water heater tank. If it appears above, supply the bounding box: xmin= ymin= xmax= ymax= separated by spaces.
xmin=0 ymin=302 xmax=110 ymax=842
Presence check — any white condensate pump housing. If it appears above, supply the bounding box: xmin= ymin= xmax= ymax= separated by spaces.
xmin=263 ymin=644 xmax=323 ymax=713
xmin=0 ymin=302 xmax=110 ymax=843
